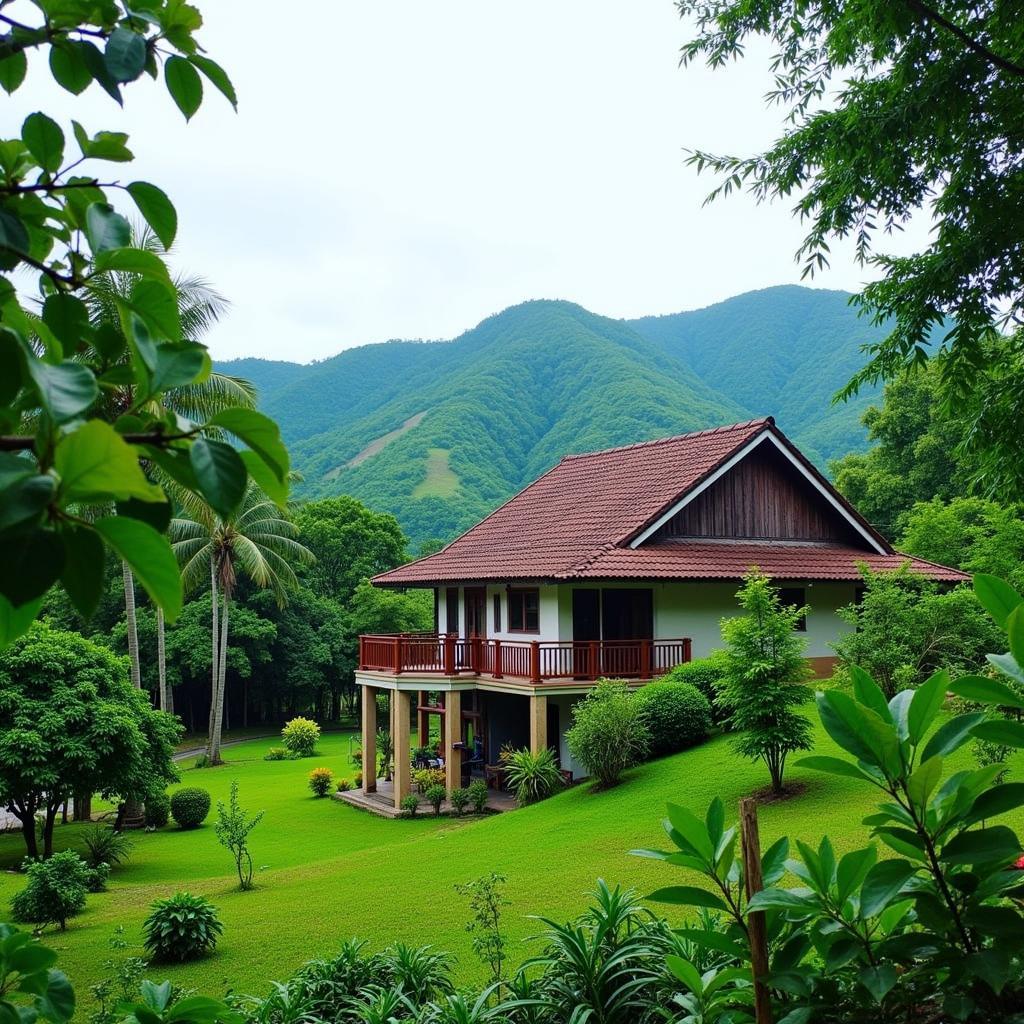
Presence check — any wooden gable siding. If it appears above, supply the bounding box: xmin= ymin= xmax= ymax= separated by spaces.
xmin=655 ymin=444 xmax=865 ymax=546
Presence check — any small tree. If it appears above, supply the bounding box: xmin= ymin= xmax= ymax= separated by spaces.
xmin=455 ymin=872 xmax=509 ymax=985
xmin=11 ymin=851 xmax=90 ymax=931
xmin=213 ymin=781 xmax=264 ymax=891
xmin=718 ymin=571 xmax=813 ymax=794
xmin=281 ymin=717 xmax=320 ymax=758
xmin=565 ymin=680 xmax=650 ymax=788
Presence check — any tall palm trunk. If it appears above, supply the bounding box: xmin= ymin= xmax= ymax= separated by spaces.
xmin=122 ymin=561 xmax=141 ymax=689
xmin=209 ymin=591 xmax=230 ymax=765
xmin=157 ymin=607 xmax=169 ymax=711
xmin=207 ymin=556 xmax=220 ymax=755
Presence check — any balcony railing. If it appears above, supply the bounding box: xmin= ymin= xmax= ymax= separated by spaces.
xmin=357 ymin=633 xmax=692 ymax=683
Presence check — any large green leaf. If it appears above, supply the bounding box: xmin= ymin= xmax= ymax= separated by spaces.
xmin=746 ymin=887 xmax=817 ymax=912
xmin=965 ymin=784 xmax=1024 ymax=827
xmin=210 ymin=408 xmax=289 ymax=481
xmin=987 ymin=652 xmax=1024 ymax=685
xmin=949 ymin=675 xmax=1024 ymax=711
xmin=665 ymin=955 xmax=703 ymax=995
xmin=0 ymin=50 xmax=27 ymax=94
xmin=907 ymin=670 xmax=949 ymax=747
xmin=0 ymin=473 xmax=55 ymax=535
xmin=94 ymin=517 xmax=182 ymax=621
xmin=835 ymin=845 xmax=877 ymax=905
xmin=0 ymin=529 xmax=65 ymax=605
xmin=920 ymin=712 xmax=986 ymax=762
xmin=859 ymin=965 xmax=897 ymax=1004
xmin=240 ymin=450 xmax=287 ymax=506
xmin=85 ymin=202 xmax=131 ymax=254
xmin=665 ymin=803 xmax=714 ymax=861
xmin=795 ymin=755 xmax=875 ymax=781
xmin=906 ymin=756 xmax=943 ymax=811
xmin=55 ymin=420 xmax=163 ymax=504
xmin=164 ymin=56 xmax=203 ymax=120
xmin=126 ymin=181 xmax=177 ymax=249
xmin=104 ymin=26 xmax=146 ymax=83
xmin=92 ymin=247 xmax=172 ymax=285
xmin=26 ymin=359 xmax=98 ymax=423
xmin=645 ymin=885 xmax=727 ymax=911
xmin=42 ymin=293 xmax=90 ymax=354
xmin=817 ymin=690 xmax=899 ymax=775
xmin=189 ymin=55 xmax=237 ymax=109
xmin=1008 ymin=606 xmax=1024 ymax=670
xmin=22 ymin=112 xmax=65 ymax=173
xmin=37 ymin=969 xmax=75 ymax=1023
xmin=974 ymin=574 xmax=1023 ymax=629
xmin=850 ymin=666 xmax=892 ymax=722
xmin=151 ymin=342 xmax=209 ymax=393
xmin=0 ymin=593 xmax=43 ymax=649
xmin=129 ymin=278 xmax=181 ymax=341
xmin=189 ymin=438 xmax=247 ymax=519
xmin=940 ymin=826 xmax=1020 ymax=865
xmin=59 ymin=525 xmax=105 ymax=618
xmin=50 ymin=40 xmax=92 ymax=95
xmin=971 ymin=718 xmax=1024 ymax=749
xmin=859 ymin=859 xmax=916 ymax=917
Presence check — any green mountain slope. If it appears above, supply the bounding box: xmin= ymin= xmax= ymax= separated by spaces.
xmin=627 ymin=285 xmax=881 ymax=464
xmin=218 ymin=287 xmax=886 ymax=545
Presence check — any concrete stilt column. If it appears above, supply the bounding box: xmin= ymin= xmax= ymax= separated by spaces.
xmin=444 ymin=690 xmax=462 ymax=793
xmin=393 ymin=689 xmax=412 ymax=809
xmin=361 ymin=685 xmax=377 ymax=794
xmin=418 ymin=690 xmax=429 ymax=749
xmin=529 ymin=693 xmax=548 ymax=754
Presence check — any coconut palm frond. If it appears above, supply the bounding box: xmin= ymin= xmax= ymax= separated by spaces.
xmin=167 ymin=372 xmax=256 ymax=420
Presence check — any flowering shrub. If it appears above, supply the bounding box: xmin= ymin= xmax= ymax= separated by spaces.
xmin=282 ymin=717 xmax=320 ymax=758
xmin=307 ymin=767 xmax=333 ymax=797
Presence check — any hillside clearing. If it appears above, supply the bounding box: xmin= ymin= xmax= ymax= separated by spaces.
xmin=412 ymin=447 xmax=459 ymax=498
xmin=325 ymin=411 xmax=428 ymax=479
xmin=2 ymin=723 xmax=1018 ymax=1001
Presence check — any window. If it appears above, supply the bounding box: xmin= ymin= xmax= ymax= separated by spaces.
xmin=778 ymin=587 xmax=807 ymax=632
xmin=493 ymin=593 xmax=502 ymax=633
xmin=445 ymin=588 xmax=459 ymax=634
xmin=508 ymin=588 xmax=540 ymax=633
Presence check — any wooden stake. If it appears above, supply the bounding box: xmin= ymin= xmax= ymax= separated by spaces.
xmin=740 ymin=797 xmax=773 ymax=1024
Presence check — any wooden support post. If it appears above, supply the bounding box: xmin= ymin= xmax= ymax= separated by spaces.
xmin=444 ymin=633 xmax=456 ymax=675
xmin=393 ymin=690 xmax=412 ymax=809
xmin=392 ymin=636 xmax=402 ymax=674
xmin=529 ymin=693 xmax=548 ymax=754
xmin=740 ymin=797 xmax=772 ymax=1024
xmin=640 ymin=638 xmax=651 ymax=679
xmin=683 ymin=638 xmax=692 ymax=663
xmin=444 ymin=690 xmax=462 ymax=793
xmin=417 ymin=690 xmax=428 ymax=748
xmin=530 ymin=641 xmax=541 ymax=684
xmin=588 ymin=640 xmax=599 ymax=681
xmin=493 ymin=639 xmax=503 ymax=679
xmin=361 ymin=685 xmax=377 ymax=794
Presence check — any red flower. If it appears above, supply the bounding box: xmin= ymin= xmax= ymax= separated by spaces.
xmin=1013 ymin=854 xmax=1024 ymax=870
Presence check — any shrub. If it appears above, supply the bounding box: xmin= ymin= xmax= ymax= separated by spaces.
xmin=143 ymin=892 xmax=223 ymax=962
xmin=144 ymin=791 xmax=171 ymax=828
xmin=85 ymin=861 xmax=110 ymax=893
xmin=353 ymin=771 xmax=363 ymax=788
xmin=400 ymin=794 xmax=420 ymax=817
xmin=11 ymin=850 xmax=89 ymax=930
xmin=263 ymin=747 xmax=287 ymax=762
xmin=634 ymin=681 xmax=712 ymax=758
xmin=449 ymin=787 xmax=470 ymax=816
xmin=336 ymin=778 xmax=353 ymax=792
xmin=566 ymin=680 xmax=650 ymax=788
xmin=170 ymin=787 xmax=211 ymax=829
xmin=414 ymin=767 xmax=446 ymax=793
xmin=468 ymin=779 xmax=489 ymax=814
xmin=81 ymin=826 xmax=132 ymax=869
xmin=282 ymin=717 xmax=321 ymax=758
xmin=308 ymin=767 xmax=334 ymax=797
xmin=502 ymin=748 xmax=563 ymax=806
xmin=214 ymin=780 xmax=264 ymax=891
xmin=424 ymin=784 xmax=446 ymax=816
xmin=657 ymin=651 xmax=731 ymax=724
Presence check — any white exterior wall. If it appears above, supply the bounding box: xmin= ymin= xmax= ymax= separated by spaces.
xmin=438 ymin=580 xmax=857 ymax=657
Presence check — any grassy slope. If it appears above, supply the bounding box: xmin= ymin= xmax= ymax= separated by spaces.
xmin=3 ymin=725 xmax=1020 ymax=1001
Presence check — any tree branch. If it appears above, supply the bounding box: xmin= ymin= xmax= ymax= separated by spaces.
xmin=0 ymin=429 xmax=198 ymax=452
xmin=904 ymin=0 xmax=1024 ymax=78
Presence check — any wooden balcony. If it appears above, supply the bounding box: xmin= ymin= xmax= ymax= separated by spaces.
xmin=357 ymin=633 xmax=692 ymax=683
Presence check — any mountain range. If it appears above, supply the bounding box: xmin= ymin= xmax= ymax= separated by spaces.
xmin=220 ymin=285 xmax=884 ymax=546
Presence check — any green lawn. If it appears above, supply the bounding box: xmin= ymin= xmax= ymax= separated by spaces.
xmin=1 ymin=726 xmax=1021 ymax=1003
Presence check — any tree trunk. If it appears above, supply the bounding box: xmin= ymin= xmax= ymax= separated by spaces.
xmin=207 ymin=557 xmax=220 ymax=754
xmin=208 ymin=592 xmax=230 ymax=765
xmin=43 ymin=802 xmax=59 ymax=859
xmin=16 ymin=803 xmax=38 ymax=859
xmin=122 ymin=561 xmax=141 ymax=689
xmin=73 ymin=792 xmax=92 ymax=822
xmin=157 ymin=606 xmax=168 ymax=711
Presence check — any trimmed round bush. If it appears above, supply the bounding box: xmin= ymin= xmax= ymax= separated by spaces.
xmin=263 ymin=747 xmax=287 ymax=762
xmin=145 ymin=792 xmax=171 ymax=829
xmin=170 ymin=787 xmax=211 ymax=829
xmin=281 ymin=717 xmax=321 ymax=757
xmin=635 ymin=681 xmax=712 ymax=758
xmin=143 ymin=891 xmax=223 ymax=962
xmin=308 ymin=766 xmax=333 ymax=797
xmin=658 ymin=651 xmax=731 ymax=724
xmin=400 ymin=794 xmax=420 ymax=817
xmin=11 ymin=850 xmax=89 ymax=930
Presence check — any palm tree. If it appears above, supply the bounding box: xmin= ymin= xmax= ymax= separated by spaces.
xmin=172 ymin=487 xmax=314 ymax=763
xmin=84 ymin=227 xmax=254 ymax=704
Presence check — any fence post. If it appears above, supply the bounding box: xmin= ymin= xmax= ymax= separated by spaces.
xmin=588 ymin=640 xmax=599 ymax=680
xmin=392 ymin=636 xmax=402 ymax=675
xmin=358 ymin=636 xmax=365 ymax=671
xmin=530 ymin=641 xmax=541 ymax=684
xmin=443 ymin=633 xmax=455 ymax=675
xmin=683 ymin=637 xmax=692 ymax=663
xmin=640 ymin=638 xmax=651 ymax=679
xmin=493 ymin=639 xmax=503 ymax=679
xmin=740 ymin=797 xmax=772 ymax=1024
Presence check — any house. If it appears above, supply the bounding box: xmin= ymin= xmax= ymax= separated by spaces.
xmin=354 ymin=417 xmax=967 ymax=809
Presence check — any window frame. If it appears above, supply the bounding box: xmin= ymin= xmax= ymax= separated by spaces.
xmin=507 ymin=587 xmax=541 ymax=634
xmin=778 ymin=586 xmax=807 ymax=632
xmin=445 ymin=587 xmax=459 ymax=634
xmin=493 ymin=592 xmax=502 ymax=633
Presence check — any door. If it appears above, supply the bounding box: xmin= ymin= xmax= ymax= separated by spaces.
xmin=465 ymin=587 xmax=487 ymax=638
xmin=601 ymin=589 xmax=653 ymax=675
xmin=572 ymin=589 xmax=600 ymax=676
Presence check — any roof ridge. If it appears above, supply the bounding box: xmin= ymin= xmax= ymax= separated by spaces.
xmin=558 ymin=541 xmax=618 ymax=578
xmin=559 ymin=417 xmax=773 ymax=461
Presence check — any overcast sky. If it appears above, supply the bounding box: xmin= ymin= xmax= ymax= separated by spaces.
xmin=13 ymin=1 xmax=929 ymax=363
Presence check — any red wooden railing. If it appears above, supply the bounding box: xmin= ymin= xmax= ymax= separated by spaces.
xmin=357 ymin=633 xmax=692 ymax=682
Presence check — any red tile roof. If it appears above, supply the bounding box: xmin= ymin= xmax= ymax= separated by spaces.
xmin=373 ymin=418 xmax=967 ymax=586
